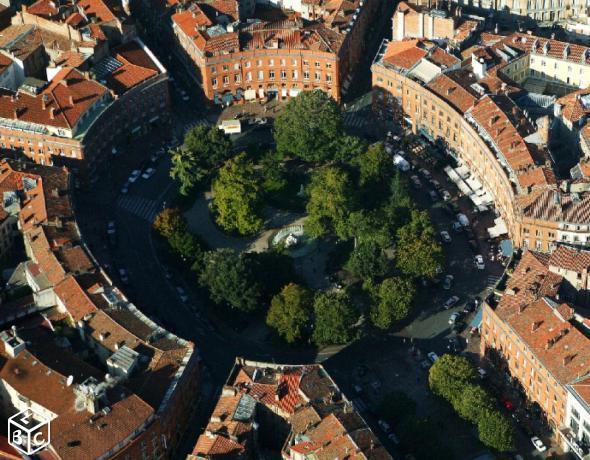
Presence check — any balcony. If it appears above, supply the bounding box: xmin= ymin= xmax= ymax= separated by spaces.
xmin=559 ymin=426 xmax=590 ymax=459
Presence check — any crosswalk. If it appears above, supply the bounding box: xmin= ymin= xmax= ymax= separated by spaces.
xmin=343 ymin=111 xmax=368 ymax=129
xmin=485 ymin=275 xmax=502 ymax=289
xmin=117 ymin=195 xmax=159 ymax=222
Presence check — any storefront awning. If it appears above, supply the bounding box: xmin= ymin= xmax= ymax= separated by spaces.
xmin=500 ymin=239 xmax=513 ymax=257
xmin=244 ymin=89 xmax=256 ymax=100
xmin=488 ymin=217 xmax=508 ymax=238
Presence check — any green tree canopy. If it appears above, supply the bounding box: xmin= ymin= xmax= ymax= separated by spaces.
xmin=477 ymin=409 xmax=515 ymax=452
xmin=428 ymin=354 xmax=477 ymax=405
xmin=312 ymin=291 xmax=357 ymax=345
xmin=260 ymin=151 xmax=288 ymax=195
xmin=153 ymin=208 xmax=186 ymax=239
xmin=274 ymin=91 xmax=342 ymax=162
xmin=396 ymin=209 xmax=443 ymax=279
xmin=337 ymin=209 xmax=392 ymax=248
xmin=345 ymin=240 xmax=388 ymax=282
xmin=266 ymin=283 xmax=313 ymax=343
xmin=170 ymin=125 xmax=233 ymax=194
xmin=456 ymin=384 xmax=496 ymax=424
xmin=245 ymin=250 xmax=298 ymax=302
xmin=212 ymin=153 xmax=264 ymax=236
xmin=199 ymin=249 xmax=260 ymax=312
xmin=335 ymin=135 xmax=368 ymax=162
xmin=371 ymin=276 xmax=415 ymax=329
xmin=168 ymin=229 xmax=203 ymax=264
xmin=306 ymin=166 xmax=355 ymax=239
xmin=355 ymin=143 xmax=392 ymax=194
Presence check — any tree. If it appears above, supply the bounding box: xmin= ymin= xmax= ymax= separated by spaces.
xmin=378 ymin=391 xmax=416 ymax=424
xmin=168 ymin=229 xmax=203 ymax=264
xmin=306 ymin=167 xmax=355 ymax=239
xmin=477 ymin=409 xmax=515 ymax=452
xmin=428 ymin=354 xmax=477 ymax=405
xmin=170 ymin=125 xmax=233 ymax=194
xmin=274 ymin=91 xmax=342 ymax=162
xmin=371 ymin=277 xmax=415 ymax=329
xmin=245 ymin=250 xmax=298 ymax=302
xmin=337 ymin=209 xmax=392 ymax=248
xmin=199 ymin=249 xmax=261 ymax=312
xmin=345 ymin=240 xmax=388 ymax=282
xmin=266 ymin=283 xmax=313 ymax=343
xmin=398 ymin=416 xmax=454 ymax=460
xmin=312 ymin=291 xmax=357 ymax=345
xmin=396 ymin=209 xmax=443 ymax=279
xmin=260 ymin=151 xmax=288 ymax=195
xmin=456 ymin=384 xmax=496 ymax=424
xmin=212 ymin=153 xmax=264 ymax=236
xmin=335 ymin=135 xmax=367 ymax=162
xmin=355 ymin=143 xmax=392 ymax=191
xmin=153 ymin=208 xmax=186 ymax=239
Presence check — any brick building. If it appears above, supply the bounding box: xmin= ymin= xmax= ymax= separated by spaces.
xmin=0 ymin=159 xmax=200 ymax=459
xmin=172 ymin=0 xmax=384 ymax=104
xmin=188 ymin=358 xmax=391 ymax=459
xmin=481 ymin=247 xmax=590 ymax=453
xmin=371 ymin=33 xmax=590 ymax=253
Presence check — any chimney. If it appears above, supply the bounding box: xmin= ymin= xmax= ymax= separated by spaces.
xmin=563 ymin=354 xmax=575 ymax=366
xmin=447 ymin=87 xmax=454 ymax=95
xmin=518 ymin=303 xmax=526 ymax=313
xmin=49 ymin=107 xmax=55 ymax=119
xmin=531 ymin=320 xmax=542 ymax=332
xmin=69 ymin=95 xmax=74 ymax=106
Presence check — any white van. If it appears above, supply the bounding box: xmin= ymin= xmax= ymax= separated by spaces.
xmin=393 ymin=154 xmax=410 ymax=172
xmin=218 ymin=119 xmax=242 ymax=134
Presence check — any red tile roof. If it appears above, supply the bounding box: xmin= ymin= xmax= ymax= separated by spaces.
xmin=383 ymin=39 xmax=428 ymax=69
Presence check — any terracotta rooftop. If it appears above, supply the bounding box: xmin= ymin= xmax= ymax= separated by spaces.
xmin=382 ymin=39 xmax=428 ymax=70
xmin=103 ymin=41 xmax=161 ymax=95
xmin=427 ymin=71 xmax=478 ymax=113
xmin=192 ymin=360 xmax=391 ymax=459
xmin=494 ymin=251 xmax=590 ymax=384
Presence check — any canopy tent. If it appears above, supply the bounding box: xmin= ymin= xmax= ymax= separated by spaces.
xmin=466 ymin=176 xmax=483 ymax=192
xmin=488 ymin=217 xmax=509 ymax=238
xmin=456 ymin=165 xmax=471 ymax=179
xmin=500 ymin=239 xmax=513 ymax=257
xmin=470 ymin=307 xmax=483 ymax=330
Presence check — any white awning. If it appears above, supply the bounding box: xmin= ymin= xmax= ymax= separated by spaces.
xmin=488 ymin=217 xmax=508 ymax=238
xmin=244 ymin=89 xmax=256 ymax=100
xmin=282 ymin=88 xmax=287 ymax=97
xmin=456 ymin=165 xmax=470 ymax=179
xmin=466 ymin=176 xmax=483 ymax=192
xmin=457 ymin=181 xmax=472 ymax=196
xmin=444 ymin=166 xmax=461 ymax=183
xmin=289 ymin=88 xmax=300 ymax=97
xmin=258 ymin=88 xmax=265 ymax=98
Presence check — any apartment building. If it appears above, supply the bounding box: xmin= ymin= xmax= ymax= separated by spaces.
xmin=172 ymin=0 xmax=383 ymax=104
xmin=392 ymin=1 xmax=482 ymax=48
xmin=481 ymin=248 xmax=590 ymax=455
xmin=372 ymin=33 xmax=590 ymax=253
xmin=188 ymin=358 xmax=391 ymax=459
xmin=0 ymin=159 xmax=200 ymax=459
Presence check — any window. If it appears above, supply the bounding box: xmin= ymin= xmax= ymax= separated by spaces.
xmin=257 ymin=60 xmax=262 ymax=66
xmin=258 ymin=70 xmax=263 ymax=80
xmin=269 ymin=70 xmax=275 ymax=80
xmin=281 ymin=70 xmax=287 ymax=79
xmin=326 ymin=62 xmax=332 ymax=68
xmin=315 ymin=61 xmax=321 ymax=67
xmin=246 ymin=72 xmax=252 ymax=81
xmin=303 ymin=71 xmax=310 ymax=80
xmin=280 ymin=59 xmax=285 ymax=66
xmin=326 ymin=74 xmax=332 ymax=83
xmin=212 ymin=78 xmax=218 ymax=87
xmin=222 ymin=65 xmax=229 ymax=72
xmin=210 ymin=66 xmax=217 ymax=74
xmin=269 ymin=59 xmax=275 ymax=66
xmin=223 ymin=76 xmax=229 ymax=86
xmin=573 ymin=408 xmax=581 ymax=420
xmin=234 ymin=74 xmax=241 ymax=83
xmin=292 ymin=59 xmax=297 ymax=66
xmin=292 ymin=70 xmax=298 ymax=79
xmin=245 ymin=61 xmax=251 ymax=68
xmin=303 ymin=60 xmax=309 ymax=66
xmin=314 ymin=72 xmax=321 ymax=81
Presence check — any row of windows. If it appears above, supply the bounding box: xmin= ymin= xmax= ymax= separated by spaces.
xmin=210 ymin=59 xmax=332 ymax=74
xmin=212 ymin=71 xmax=332 ymax=87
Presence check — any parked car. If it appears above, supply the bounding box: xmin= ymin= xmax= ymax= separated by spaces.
xmin=254 ymin=117 xmax=268 ymax=125
xmin=419 ymin=168 xmax=431 ymax=180
xmin=175 ymin=286 xmax=189 ymax=303
xmin=429 ymin=190 xmax=439 ymax=202
xmin=107 ymin=221 xmax=116 ymax=235
xmin=452 ymin=221 xmax=463 ymax=233
xmin=118 ymin=268 xmax=130 ymax=285
xmin=440 ymin=231 xmax=452 ymax=243
xmin=443 ymin=295 xmax=460 ymax=309
xmin=427 ymin=352 xmax=439 ymax=363
xmin=463 ymin=298 xmax=476 ymax=314
xmin=142 ymin=167 xmax=156 ymax=179
xmin=447 ymin=336 xmax=461 ymax=352
xmin=443 ymin=274 xmax=454 ymax=290
xmin=441 ymin=189 xmax=452 ymax=201
xmin=120 ymin=181 xmax=129 ymax=194
xmin=474 ymin=254 xmax=485 ymax=270
xmin=477 ymin=367 xmax=487 ymax=379
xmin=388 ymin=432 xmax=400 ymax=445
xmin=451 ymin=321 xmax=465 ymax=333
xmin=162 ymin=266 xmax=173 ymax=280
xmin=430 ymin=179 xmax=441 ymax=190
xmin=128 ymin=170 xmax=141 ymax=183
xmin=410 ymin=175 xmax=422 ymax=189
xmin=378 ymin=419 xmax=391 ymax=433
xmin=449 ymin=311 xmax=462 ymax=324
